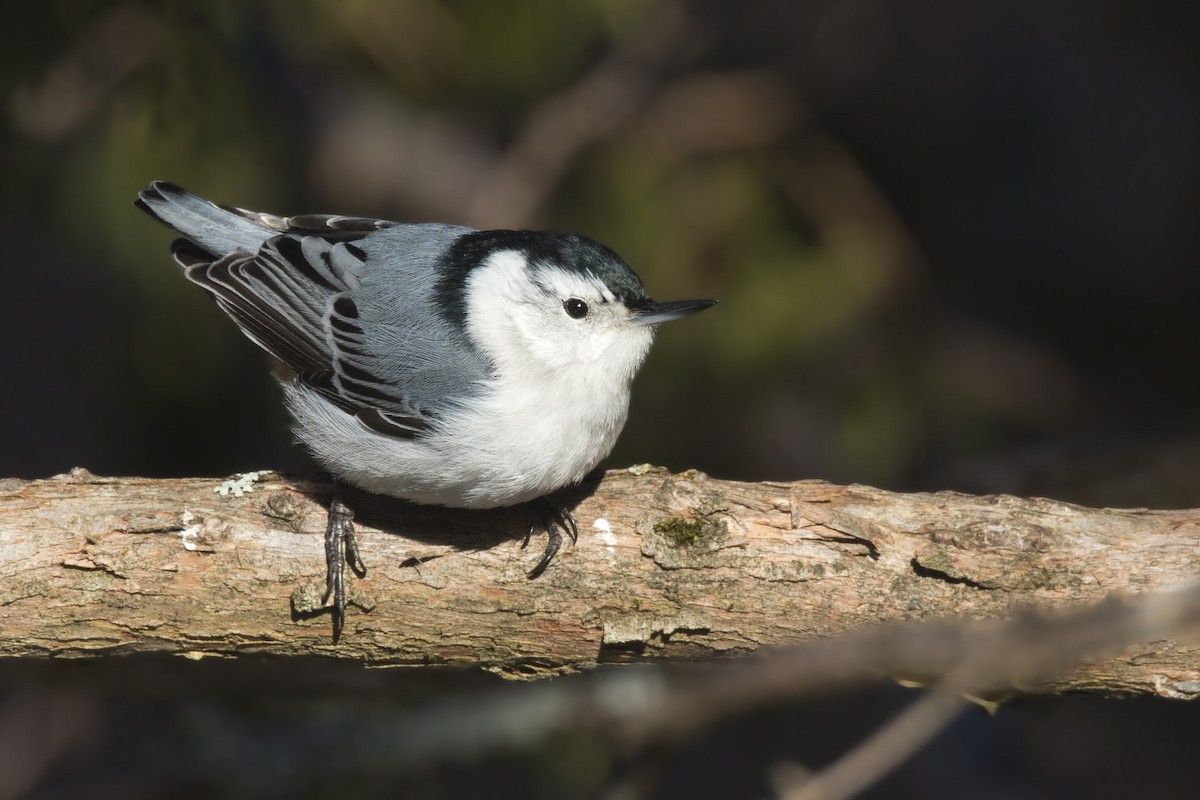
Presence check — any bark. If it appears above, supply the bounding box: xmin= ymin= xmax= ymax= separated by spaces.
xmin=1 ymin=466 xmax=1198 ymax=696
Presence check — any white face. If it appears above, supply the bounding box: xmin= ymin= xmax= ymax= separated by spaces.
xmin=465 ymin=250 xmax=656 ymax=385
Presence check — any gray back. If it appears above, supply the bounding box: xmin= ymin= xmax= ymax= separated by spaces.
xmin=355 ymin=224 xmax=493 ymax=413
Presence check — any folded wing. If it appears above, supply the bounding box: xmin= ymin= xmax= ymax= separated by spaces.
xmin=138 ymin=182 xmax=443 ymax=438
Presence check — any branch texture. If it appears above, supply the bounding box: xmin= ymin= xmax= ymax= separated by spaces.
xmin=1 ymin=467 xmax=1198 ymax=695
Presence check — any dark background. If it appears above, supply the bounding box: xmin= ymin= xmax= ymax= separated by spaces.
xmin=4 ymin=1 xmax=1200 ymax=797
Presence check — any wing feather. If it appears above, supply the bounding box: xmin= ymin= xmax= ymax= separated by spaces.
xmin=138 ymin=182 xmax=477 ymax=439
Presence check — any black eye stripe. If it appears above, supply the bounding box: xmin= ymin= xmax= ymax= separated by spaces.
xmin=563 ymin=298 xmax=589 ymax=319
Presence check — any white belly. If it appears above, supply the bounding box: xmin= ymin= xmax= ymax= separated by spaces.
xmin=280 ymin=367 xmax=632 ymax=508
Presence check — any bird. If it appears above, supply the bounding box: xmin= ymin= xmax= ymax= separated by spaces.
xmin=135 ymin=181 xmax=716 ymax=639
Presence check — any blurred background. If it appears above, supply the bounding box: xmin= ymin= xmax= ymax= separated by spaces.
xmin=3 ymin=0 xmax=1200 ymax=797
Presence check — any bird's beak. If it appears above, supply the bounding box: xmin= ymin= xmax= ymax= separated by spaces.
xmin=630 ymin=298 xmax=718 ymax=326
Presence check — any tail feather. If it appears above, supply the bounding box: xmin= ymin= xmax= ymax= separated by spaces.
xmin=135 ymin=181 xmax=277 ymax=258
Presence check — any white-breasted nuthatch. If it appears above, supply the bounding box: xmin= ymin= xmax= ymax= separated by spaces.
xmin=136 ymin=181 xmax=715 ymax=638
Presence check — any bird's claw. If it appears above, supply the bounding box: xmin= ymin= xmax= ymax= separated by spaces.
xmin=323 ymin=497 xmax=366 ymax=642
xmin=525 ymin=501 xmax=578 ymax=579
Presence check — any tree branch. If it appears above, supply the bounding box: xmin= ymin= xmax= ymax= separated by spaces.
xmin=2 ymin=467 xmax=1198 ymax=697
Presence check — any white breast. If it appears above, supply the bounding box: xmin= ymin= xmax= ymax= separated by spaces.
xmin=425 ymin=351 xmax=636 ymax=506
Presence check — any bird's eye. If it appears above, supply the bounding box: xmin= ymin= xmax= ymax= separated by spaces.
xmin=563 ymin=298 xmax=589 ymax=319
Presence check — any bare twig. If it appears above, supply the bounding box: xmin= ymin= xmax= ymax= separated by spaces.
xmin=4 ymin=467 xmax=1200 ymax=794
xmin=774 ymin=691 xmax=969 ymax=800
xmin=777 ymin=584 xmax=1200 ymax=799
xmin=1 ymin=467 xmax=1199 ymax=699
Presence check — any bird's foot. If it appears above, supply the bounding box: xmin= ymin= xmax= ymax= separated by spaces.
xmin=523 ymin=499 xmax=579 ymax=579
xmin=322 ymin=496 xmax=367 ymax=642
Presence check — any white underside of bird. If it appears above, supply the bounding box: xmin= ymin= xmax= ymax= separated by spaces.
xmin=282 ymin=250 xmax=655 ymax=507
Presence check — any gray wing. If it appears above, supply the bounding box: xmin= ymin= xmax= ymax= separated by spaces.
xmin=137 ymin=182 xmax=490 ymax=439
